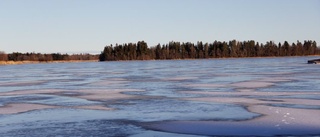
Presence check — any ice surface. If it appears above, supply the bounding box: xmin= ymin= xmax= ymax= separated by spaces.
xmin=1 ymin=57 xmax=320 ymax=136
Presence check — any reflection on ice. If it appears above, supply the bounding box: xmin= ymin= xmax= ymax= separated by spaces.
xmin=0 ymin=103 xmax=57 ymax=115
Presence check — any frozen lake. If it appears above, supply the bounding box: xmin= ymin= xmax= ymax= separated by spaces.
xmin=0 ymin=56 xmax=320 ymax=136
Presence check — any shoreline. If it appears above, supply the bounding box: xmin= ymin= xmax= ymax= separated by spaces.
xmin=100 ymin=55 xmax=320 ymax=62
xmin=0 ymin=60 xmax=98 ymax=65
xmin=1 ymin=55 xmax=319 ymax=65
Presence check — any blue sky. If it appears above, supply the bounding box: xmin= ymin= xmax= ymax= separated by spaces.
xmin=0 ymin=0 xmax=319 ymax=53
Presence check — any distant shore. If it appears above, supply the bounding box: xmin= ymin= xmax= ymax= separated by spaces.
xmin=0 ymin=60 xmax=98 ymax=65
xmin=1 ymin=55 xmax=320 ymax=65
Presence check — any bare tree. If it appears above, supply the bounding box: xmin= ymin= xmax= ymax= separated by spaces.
xmin=0 ymin=51 xmax=8 ymax=61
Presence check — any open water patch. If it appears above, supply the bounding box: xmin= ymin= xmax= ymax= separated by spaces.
xmin=0 ymin=118 xmax=143 ymax=137
xmin=110 ymin=98 xmax=260 ymax=122
xmin=0 ymin=94 xmax=100 ymax=107
xmin=268 ymin=104 xmax=320 ymax=110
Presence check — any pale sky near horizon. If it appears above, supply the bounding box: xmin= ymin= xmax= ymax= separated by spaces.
xmin=0 ymin=0 xmax=319 ymax=54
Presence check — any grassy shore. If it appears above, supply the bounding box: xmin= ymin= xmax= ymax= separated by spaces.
xmin=1 ymin=55 xmax=319 ymax=65
xmin=0 ymin=60 xmax=98 ymax=65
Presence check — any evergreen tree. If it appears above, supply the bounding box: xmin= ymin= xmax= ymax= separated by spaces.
xmin=98 ymin=40 xmax=319 ymax=61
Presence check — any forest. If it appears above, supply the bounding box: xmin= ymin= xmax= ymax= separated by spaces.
xmin=1 ymin=40 xmax=318 ymax=62
xmin=99 ymin=40 xmax=319 ymax=61
xmin=0 ymin=52 xmax=99 ymax=62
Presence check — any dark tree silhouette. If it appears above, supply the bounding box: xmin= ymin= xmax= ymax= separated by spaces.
xmin=5 ymin=52 xmax=98 ymax=62
xmin=99 ymin=40 xmax=319 ymax=61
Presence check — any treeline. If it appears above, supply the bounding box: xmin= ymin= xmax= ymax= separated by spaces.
xmin=99 ymin=40 xmax=319 ymax=61
xmin=0 ymin=52 xmax=99 ymax=61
